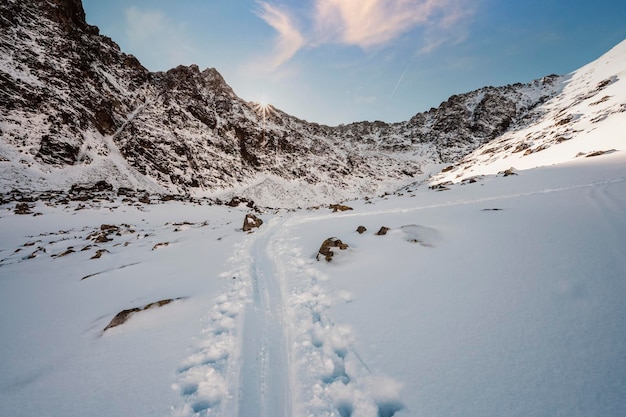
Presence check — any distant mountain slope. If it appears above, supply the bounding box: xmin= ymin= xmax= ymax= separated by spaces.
xmin=433 ymin=40 xmax=626 ymax=185
xmin=0 ymin=0 xmax=598 ymax=206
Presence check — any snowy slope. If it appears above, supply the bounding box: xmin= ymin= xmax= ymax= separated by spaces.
xmin=433 ymin=39 xmax=626 ymax=185
xmin=1 ymin=149 xmax=625 ymax=417
xmin=1 ymin=2 xmax=626 ymax=416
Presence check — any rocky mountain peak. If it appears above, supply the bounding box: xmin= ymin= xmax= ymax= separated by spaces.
xmin=1 ymin=0 xmax=568 ymax=206
xmin=44 ymin=0 xmax=88 ymax=32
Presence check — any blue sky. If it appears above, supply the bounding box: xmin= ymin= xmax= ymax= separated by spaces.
xmin=82 ymin=0 xmax=626 ymax=126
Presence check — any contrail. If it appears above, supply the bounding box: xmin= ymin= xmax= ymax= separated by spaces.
xmin=390 ymin=62 xmax=411 ymax=99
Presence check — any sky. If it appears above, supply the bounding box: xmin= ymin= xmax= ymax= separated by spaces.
xmin=81 ymin=0 xmax=626 ymax=126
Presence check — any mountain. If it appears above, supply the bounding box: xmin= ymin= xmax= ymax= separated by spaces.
xmin=1 ymin=0 xmax=563 ymax=207
xmin=433 ymin=39 xmax=626 ymax=186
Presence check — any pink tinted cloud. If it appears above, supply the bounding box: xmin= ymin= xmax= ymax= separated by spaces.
xmin=255 ymin=1 xmax=305 ymax=70
xmin=314 ymin=0 xmax=471 ymax=49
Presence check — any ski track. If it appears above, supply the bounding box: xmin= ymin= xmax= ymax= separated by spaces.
xmin=238 ymin=216 xmax=292 ymax=417
xmin=171 ymin=211 xmax=405 ymax=417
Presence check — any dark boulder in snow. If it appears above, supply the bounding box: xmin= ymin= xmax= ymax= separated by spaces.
xmin=243 ymin=213 xmax=263 ymax=232
xmin=317 ymin=237 xmax=349 ymax=262
xmin=356 ymin=225 xmax=367 ymax=234
xmin=376 ymin=226 xmax=390 ymax=236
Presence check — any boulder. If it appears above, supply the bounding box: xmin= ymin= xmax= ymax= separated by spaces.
xmin=243 ymin=213 xmax=263 ymax=231
xmin=376 ymin=226 xmax=390 ymax=236
xmin=317 ymin=237 xmax=349 ymax=262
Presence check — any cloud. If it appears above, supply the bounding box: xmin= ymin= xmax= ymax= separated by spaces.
xmin=124 ymin=7 xmax=197 ymax=71
xmin=314 ymin=0 xmax=473 ymax=49
xmin=255 ymin=0 xmax=474 ymax=69
xmin=254 ymin=2 xmax=305 ymax=70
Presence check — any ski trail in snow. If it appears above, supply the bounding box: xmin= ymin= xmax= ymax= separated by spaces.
xmin=238 ymin=217 xmax=292 ymax=417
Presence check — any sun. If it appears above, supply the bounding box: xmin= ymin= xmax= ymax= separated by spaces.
xmin=253 ymin=98 xmax=275 ymax=121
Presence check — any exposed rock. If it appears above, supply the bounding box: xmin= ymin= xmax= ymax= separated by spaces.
xmin=356 ymin=226 xmax=367 ymax=234
xmin=586 ymin=149 xmax=616 ymax=158
xmin=317 ymin=237 xmax=349 ymax=262
xmin=14 ymin=202 xmax=32 ymax=215
xmin=500 ymin=167 xmax=518 ymax=177
xmin=90 ymin=249 xmax=110 ymax=259
xmin=70 ymin=181 xmax=113 ymax=194
xmin=329 ymin=204 xmax=353 ymax=212
xmin=53 ymin=248 xmax=75 ymax=258
xmin=243 ymin=213 xmax=263 ymax=231
xmin=103 ymin=297 xmax=184 ymax=331
xmin=429 ymin=182 xmax=452 ymax=191
xmin=376 ymin=226 xmax=390 ymax=236
xmin=152 ymin=242 xmax=169 ymax=250
xmin=227 ymin=197 xmax=255 ymax=208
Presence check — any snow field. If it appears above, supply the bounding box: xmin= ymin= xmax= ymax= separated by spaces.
xmin=1 ymin=151 xmax=626 ymax=417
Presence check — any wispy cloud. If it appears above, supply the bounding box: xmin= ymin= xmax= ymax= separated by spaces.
xmin=254 ymin=2 xmax=305 ymax=71
xmin=255 ymin=0 xmax=474 ymax=70
xmin=124 ymin=7 xmax=196 ymax=71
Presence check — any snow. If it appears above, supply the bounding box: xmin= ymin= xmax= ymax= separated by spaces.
xmin=2 ymin=13 xmax=626 ymax=417
xmin=2 ymin=149 xmax=625 ymax=417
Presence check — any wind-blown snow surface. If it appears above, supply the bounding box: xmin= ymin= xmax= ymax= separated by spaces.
xmin=1 ymin=150 xmax=625 ymax=417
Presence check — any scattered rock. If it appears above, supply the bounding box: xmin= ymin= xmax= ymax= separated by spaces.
xmin=512 ymin=143 xmax=530 ymax=153
xmin=242 ymin=213 xmax=263 ymax=231
xmin=53 ymin=248 xmax=75 ymax=258
xmin=500 ymin=167 xmax=517 ymax=177
xmin=429 ymin=182 xmax=452 ymax=191
xmin=586 ymin=149 xmax=616 ymax=158
xmin=152 ymin=242 xmax=169 ymax=250
xmin=14 ymin=202 xmax=32 ymax=215
xmin=91 ymin=249 xmax=110 ymax=259
xmin=93 ymin=233 xmax=112 ymax=243
xmin=356 ymin=225 xmax=367 ymax=234
xmin=70 ymin=180 xmax=113 ymax=194
xmin=329 ymin=204 xmax=353 ymax=212
xmin=376 ymin=226 xmax=390 ymax=236
xmin=100 ymin=224 xmax=119 ymax=232
xmin=103 ymin=298 xmax=184 ymax=331
xmin=317 ymin=237 xmax=349 ymax=262
xmin=441 ymin=165 xmax=455 ymax=173
xmin=227 ymin=197 xmax=254 ymax=208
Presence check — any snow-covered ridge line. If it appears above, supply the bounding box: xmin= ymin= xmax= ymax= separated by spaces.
xmin=0 ymin=0 xmax=571 ymax=207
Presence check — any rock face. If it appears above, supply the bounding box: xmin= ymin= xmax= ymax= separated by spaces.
xmin=0 ymin=0 xmax=561 ymax=204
